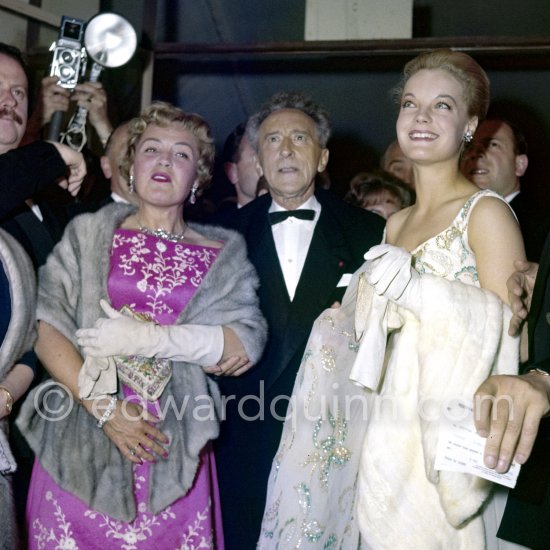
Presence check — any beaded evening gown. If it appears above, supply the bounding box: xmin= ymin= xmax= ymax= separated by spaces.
xmin=27 ymin=229 xmax=224 ymax=550
xmin=258 ymin=190 xmax=523 ymax=549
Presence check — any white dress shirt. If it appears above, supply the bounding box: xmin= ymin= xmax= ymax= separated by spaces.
xmin=269 ymin=195 xmax=321 ymax=301
xmin=28 ymin=201 xmax=43 ymax=221
xmin=504 ymin=190 xmax=520 ymax=203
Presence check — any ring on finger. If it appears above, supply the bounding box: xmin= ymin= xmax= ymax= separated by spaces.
xmin=129 ymin=445 xmax=138 ymax=456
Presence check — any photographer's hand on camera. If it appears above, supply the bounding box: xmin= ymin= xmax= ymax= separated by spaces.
xmin=24 ymin=77 xmax=113 ymax=151
xmin=72 ymin=81 xmax=113 ymax=146
xmin=40 ymin=76 xmax=71 ymax=124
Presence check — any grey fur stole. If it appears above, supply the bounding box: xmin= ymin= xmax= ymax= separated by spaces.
xmin=0 ymin=228 xmax=36 ymax=381
xmin=0 ymin=228 xmax=36 ymax=549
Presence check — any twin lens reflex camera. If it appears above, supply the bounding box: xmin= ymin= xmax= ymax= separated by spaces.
xmin=48 ymin=16 xmax=87 ymax=90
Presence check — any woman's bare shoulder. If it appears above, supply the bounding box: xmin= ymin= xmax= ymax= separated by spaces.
xmin=468 ymin=194 xmax=518 ymax=233
xmin=385 ymin=206 xmax=412 ymax=243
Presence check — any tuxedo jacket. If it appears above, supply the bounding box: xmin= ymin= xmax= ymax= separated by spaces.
xmin=218 ymin=188 xmax=384 ymax=398
xmin=510 ymin=191 xmax=549 ymax=262
xmin=0 ymin=142 xmax=66 ymax=220
xmin=65 ymin=194 xmax=114 ymax=221
xmin=213 ymin=188 xmax=384 ymax=549
xmin=1 ymin=200 xmax=66 ymax=270
xmin=498 ymin=230 xmax=550 ymax=549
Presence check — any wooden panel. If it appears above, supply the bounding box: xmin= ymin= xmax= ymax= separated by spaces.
xmin=0 ymin=0 xmax=59 ymax=27
xmin=154 ymin=36 xmax=550 ymax=70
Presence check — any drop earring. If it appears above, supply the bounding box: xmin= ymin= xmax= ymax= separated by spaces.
xmin=128 ymin=174 xmax=135 ymax=194
xmin=463 ymin=130 xmax=473 ymax=143
xmin=189 ymin=182 xmax=198 ymax=205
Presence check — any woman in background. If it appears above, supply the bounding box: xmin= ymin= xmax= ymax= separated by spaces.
xmin=344 ymin=169 xmax=414 ymax=219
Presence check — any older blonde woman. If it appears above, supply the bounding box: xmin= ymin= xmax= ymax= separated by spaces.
xmin=19 ymin=102 xmax=266 ymax=549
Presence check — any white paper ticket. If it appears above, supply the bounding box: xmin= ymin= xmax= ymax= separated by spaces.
xmin=434 ymin=401 xmax=520 ymax=489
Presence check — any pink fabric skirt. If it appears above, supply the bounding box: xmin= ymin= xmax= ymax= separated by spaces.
xmin=27 ymin=443 xmax=224 ymax=549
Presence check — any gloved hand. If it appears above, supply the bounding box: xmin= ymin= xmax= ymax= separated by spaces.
xmin=363 ymin=244 xmax=422 ymax=316
xmin=76 ymin=300 xmax=224 ymax=366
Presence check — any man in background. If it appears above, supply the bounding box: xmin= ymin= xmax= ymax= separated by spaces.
xmin=461 ymin=118 xmax=547 ymax=261
xmin=222 ymin=121 xmax=261 ymax=208
xmin=67 ymin=121 xmax=134 ymax=219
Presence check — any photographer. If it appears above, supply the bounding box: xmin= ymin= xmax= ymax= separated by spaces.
xmin=21 ymin=14 xmax=139 ymax=207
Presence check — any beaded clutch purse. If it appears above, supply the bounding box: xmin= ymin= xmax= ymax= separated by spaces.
xmin=114 ymin=306 xmax=173 ymax=402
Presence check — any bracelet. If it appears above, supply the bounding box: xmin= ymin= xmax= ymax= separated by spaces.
xmin=97 ymin=395 xmax=117 ymax=429
xmin=0 ymin=386 xmax=14 ymax=415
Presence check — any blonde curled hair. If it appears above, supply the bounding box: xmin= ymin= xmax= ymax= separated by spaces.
xmin=120 ymin=101 xmax=215 ymax=190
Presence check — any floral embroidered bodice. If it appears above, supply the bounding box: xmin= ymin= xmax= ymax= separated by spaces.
xmin=411 ymin=189 xmax=506 ymax=286
xmin=108 ymin=229 xmax=220 ymax=325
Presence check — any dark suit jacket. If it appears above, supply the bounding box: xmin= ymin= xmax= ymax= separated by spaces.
xmin=213 ymin=189 xmax=385 ymax=549
xmin=498 ymin=230 xmax=550 ymax=549
xmin=0 ymin=142 xmax=67 ymax=220
xmin=1 ymin=201 xmax=66 ymax=270
xmin=65 ymin=194 xmax=114 ymax=221
xmin=510 ymin=191 xmax=549 ymax=263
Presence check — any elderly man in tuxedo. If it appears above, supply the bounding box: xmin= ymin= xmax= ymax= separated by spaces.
xmin=214 ymin=91 xmax=384 ymax=549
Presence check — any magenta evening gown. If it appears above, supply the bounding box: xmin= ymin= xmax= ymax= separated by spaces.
xmin=27 ymin=229 xmax=224 ymax=549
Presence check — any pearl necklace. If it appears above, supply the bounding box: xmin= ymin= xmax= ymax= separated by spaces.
xmin=137 ymin=216 xmax=187 ymax=242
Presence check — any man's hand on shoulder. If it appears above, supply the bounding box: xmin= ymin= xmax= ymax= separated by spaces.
xmin=508 ymin=259 xmax=538 ymax=336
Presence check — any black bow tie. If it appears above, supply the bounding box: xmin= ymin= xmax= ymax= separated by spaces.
xmin=269 ymin=209 xmax=315 ymax=225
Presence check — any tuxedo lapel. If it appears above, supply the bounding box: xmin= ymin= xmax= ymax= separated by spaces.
xmin=246 ymin=204 xmax=291 ymax=306
xmin=291 ymin=206 xmax=352 ymax=317
xmin=243 ymin=203 xmax=293 ymax=348
xmin=265 ymin=205 xmax=353 ymax=389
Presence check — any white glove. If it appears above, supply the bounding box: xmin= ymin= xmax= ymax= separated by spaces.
xmin=76 ymin=300 xmax=224 ymax=367
xmin=77 ymin=355 xmax=117 ymax=399
xmin=363 ymin=244 xmax=422 ymax=316
xmin=350 ymin=271 xmax=390 ymax=390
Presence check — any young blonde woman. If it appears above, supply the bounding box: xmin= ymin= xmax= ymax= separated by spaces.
xmin=259 ymin=50 xmax=525 ymax=549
